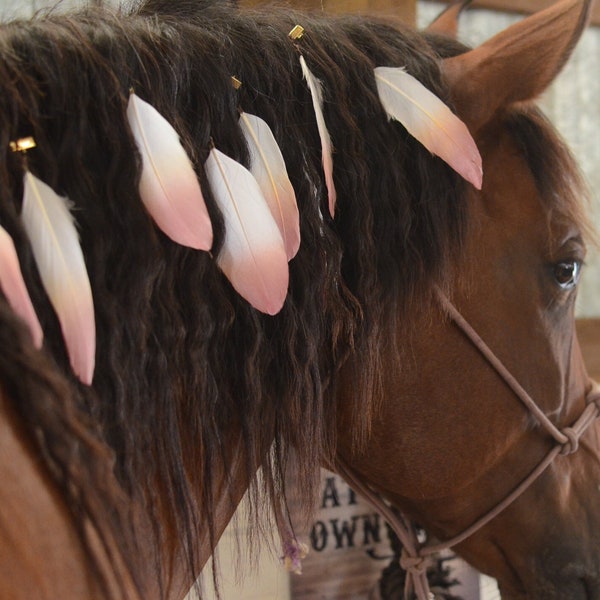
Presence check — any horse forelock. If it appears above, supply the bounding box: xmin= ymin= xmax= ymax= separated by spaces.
xmin=0 ymin=3 xmax=471 ymax=596
xmin=503 ymin=107 xmax=594 ymax=248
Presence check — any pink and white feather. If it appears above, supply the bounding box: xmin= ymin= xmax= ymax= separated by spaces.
xmin=374 ymin=66 xmax=482 ymax=190
xmin=21 ymin=171 xmax=95 ymax=384
xmin=239 ymin=112 xmax=300 ymax=260
xmin=299 ymin=55 xmax=337 ymax=217
xmin=127 ymin=93 xmax=213 ymax=250
xmin=0 ymin=224 xmax=43 ymax=348
xmin=205 ymin=148 xmax=288 ymax=315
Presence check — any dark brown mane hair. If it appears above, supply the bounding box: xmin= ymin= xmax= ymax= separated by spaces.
xmin=504 ymin=107 xmax=592 ymax=244
xmin=0 ymin=1 xmax=588 ymax=597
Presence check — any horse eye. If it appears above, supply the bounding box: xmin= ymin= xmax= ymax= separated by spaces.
xmin=553 ymin=261 xmax=581 ymax=289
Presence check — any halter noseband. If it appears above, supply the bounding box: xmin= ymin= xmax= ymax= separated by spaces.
xmin=337 ymin=286 xmax=600 ymax=600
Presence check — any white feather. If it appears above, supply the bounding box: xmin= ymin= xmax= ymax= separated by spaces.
xmin=239 ymin=112 xmax=300 ymax=260
xmin=299 ymin=55 xmax=337 ymax=217
xmin=21 ymin=171 xmax=95 ymax=384
xmin=127 ymin=93 xmax=213 ymax=250
xmin=374 ymin=66 xmax=482 ymax=189
xmin=0 ymin=224 xmax=43 ymax=348
xmin=205 ymin=148 xmax=288 ymax=315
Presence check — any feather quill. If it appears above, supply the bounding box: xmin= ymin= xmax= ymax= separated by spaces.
xmin=299 ymin=55 xmax=337 ymax=216
xmin=205 ymin=148 xmax=288 ymax=315
xmin=374 ymin=66 xmax=482 ymax=189
xmin=127 ymin=93 xmax=213 ymax=250
xmin=21 ymin=171 xmax=95 ymax=384
xmin=0 ymin=224 xmax=43 ymax=348
xmin=239 ymin=112 xmax=300 ymax=260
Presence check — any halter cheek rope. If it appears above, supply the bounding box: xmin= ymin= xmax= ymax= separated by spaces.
xmin=337 ymin=287 xmax=600 ymax=600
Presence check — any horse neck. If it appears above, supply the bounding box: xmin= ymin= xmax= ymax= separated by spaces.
xmin=1 ymin=375 xmax=258 ymax=600
xmin=0 ymin=387 xmax=139 ymax=599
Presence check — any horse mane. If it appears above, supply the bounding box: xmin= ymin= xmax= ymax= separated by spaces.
xmin=0 ymin=1 xmax=587 ymax=597
xmin=504 ymin=107 xmax=593 ymax=244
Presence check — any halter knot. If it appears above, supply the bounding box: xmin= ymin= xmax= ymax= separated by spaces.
xmin=559 ymin=426 xmax=579 ymax=455
xmin=400 ymin=549 xmax=427 ymax=575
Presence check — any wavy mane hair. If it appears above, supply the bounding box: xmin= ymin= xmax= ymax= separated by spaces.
xmin=0 ymin=0 xmax=586 ymax=597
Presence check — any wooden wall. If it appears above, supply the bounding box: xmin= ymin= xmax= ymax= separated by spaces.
xmin=240 ymin=0 xmax=416 ymax=24
xmin=0 ymin=1 xmax=417 ymax=27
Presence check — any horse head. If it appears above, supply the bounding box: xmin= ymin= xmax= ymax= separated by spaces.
xmin=336 ymin=1 xmax=600 ymax=598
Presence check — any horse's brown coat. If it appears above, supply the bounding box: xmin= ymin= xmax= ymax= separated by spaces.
xmin=0 ymin=390 xmax=103 ymax=599
xmin=578 ymin=319 xmax=600 ymax=380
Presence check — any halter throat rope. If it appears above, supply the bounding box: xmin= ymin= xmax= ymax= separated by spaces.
xmin=336 ymin=287 xmax=600 ymax=600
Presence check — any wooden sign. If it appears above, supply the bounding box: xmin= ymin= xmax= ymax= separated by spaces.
xmin=289 ymin=470 xmax=394 ymax=599
xmin=288 ymin=470 xmax=484 ymax=599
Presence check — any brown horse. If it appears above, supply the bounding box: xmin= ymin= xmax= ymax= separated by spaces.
xmin=0 ymin=0 xmax=597 ymax=599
